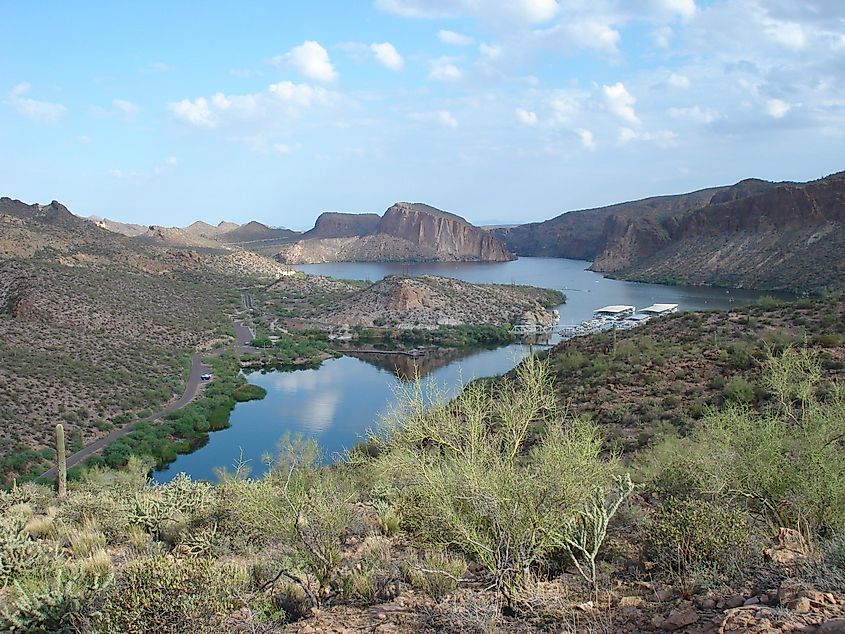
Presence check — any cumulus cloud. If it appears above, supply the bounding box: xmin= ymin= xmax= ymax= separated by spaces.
xmin=618 ymin=127 xmax=677 ymax=147
xmin=428 ymin=57 xmax=463 ymax=82
xmin=766 ymin=98 xmax=791 ymax=119
xmin=410 ymin=109 xmax=459 ymax=128
xmin=515 ymin=108 xmax=538 ymax=125
xmin=667 ymin=73 xmax=690 ymax=89
xmin=652 ymin=0 xmax=697 ymax=22
xmin=168 ymin=81 xmax=336 ymax=130
xmin=274 ymin=40 xmax=338 ymax=83
xmin=603 ymin=82 xmax=639 ymax=125
xmin=375 ymin=0 xmax=559 ymax=24
xmin=539 ymin=18 xmax=621 ymax=55
xmin=438 ymin=29 xmax=474 ymax=46
xmin=479 ymin=42 xmax=502 ymax=59
xmin=668 ymin=105 xmax=719 ymax=124
xmin=577 ymin=128 xmax=596 ymax=151
xmin=370 ymin=42 xmax=404 ymax=70
xmin=5 ymin=82 xmax=67 ymax=123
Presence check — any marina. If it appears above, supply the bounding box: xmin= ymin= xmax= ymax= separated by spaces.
xmin=511 ymin=302 xmax=680 ymax=339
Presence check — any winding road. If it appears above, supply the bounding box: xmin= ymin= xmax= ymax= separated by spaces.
xmin=40 ymin=317 xmax=255 ymax=479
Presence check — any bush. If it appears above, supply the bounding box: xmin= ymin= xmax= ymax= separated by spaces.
xmin=94 ymin=556 xmax=246 ymax=633
xmin=648 ymin=497 xmax=750 ymax=576
xmin=407 ymin=550 xmax=467 ymax=601
xmin=0 ymin=571 xmax=99 ymax=634
xmin=723 ymin=377 xmax=755 ymax=404
xmin=371 ymin=356 xmax=625 ymax=600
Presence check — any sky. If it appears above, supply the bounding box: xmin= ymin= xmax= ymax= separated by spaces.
xmin=1 ymin=1 xmax=843 ymax=229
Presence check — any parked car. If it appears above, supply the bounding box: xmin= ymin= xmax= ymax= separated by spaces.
xmin=200 ymin=373 xmax=212 ymax=381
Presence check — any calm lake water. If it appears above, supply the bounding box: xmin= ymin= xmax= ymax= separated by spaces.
xmin=154 ymin=257 xmax=783 ymax=482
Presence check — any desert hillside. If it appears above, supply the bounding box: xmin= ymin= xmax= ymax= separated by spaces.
xmin=494 ymin=171 xmax=844 ymax=292
xmin=312 ymin=274 xmax=562 ymax=329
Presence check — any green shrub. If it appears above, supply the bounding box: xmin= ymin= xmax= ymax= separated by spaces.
xmin=0 ymin=571 xmax=99 ymax=634
xmin=94 ymin=556 xmax=246 ymax=634
xmin=232 ymin=383 xmax=267 ymax=402
xmin=407 ymin=550 xmax=468 ymax=601
xmin=648 ymin=497 xmax=750 ymax=575
xmin=723 ymin=377 xmax=755 ymax=404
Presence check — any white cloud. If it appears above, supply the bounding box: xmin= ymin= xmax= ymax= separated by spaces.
xmin=653 ymin=26 xmax=673 ymax=48
xmin=479 ymin=42 xmax=502 ymax=59
xmin=603 ymin=82 xmax=639 ymax=125
xmin=653 ymin=0 xmax=697 ymax=22
xmin=576 ymin=128 xmax=596 ymax=151
xmin=165 ymin=156 xmax=177 ymax=166
xmin=410 ymin=109 xmax=459 ymax=128
xmin=113 ymin=98 xmax=140 ymax=117
xmin=618 ymin=127 xmax=677 ymax=147
xmin=547 ymin=91 xmax=583 ymax=126
xmin=428 ymin=57 xmax=463 ymax=82
xmin=668 ymin=105 xmax=719 ymax=124
xmin=515 ymin=108 xmax=538 ymax=125
xmin=370 ymin=42 xmax=404 ymax=71
xmin=766 ymin=98 xmax=791 ymax=119
xmin=272 ymin=143 xmax=293 ymax=154
xmin=169 ymin=81 xmax=336 ymax=130
xmin=667 ymin=73 xmax=690 ymax=89
xmin=439 ymin=29 xmax=474 ymax=46
xmin=765 ymin=19 xmax=806 ymax=51
xmin=540 ymin=18 xmax=621 ymax=55
xmin=5 ymin=82 xmax=67 ymax=123
xmin=169 ymin=97 xmax=217 ymax=128
xmin=375 ymin=0 xmax=559 ymax=24
xmin=77 ymin=135 xmax=91 ymax=143
xmin=275 ymin=40 xmax=338 ymax=83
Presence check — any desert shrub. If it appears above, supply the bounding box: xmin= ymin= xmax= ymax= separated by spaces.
xmin=129 ymin=474 xmax=216 ymax=542
xmin=407 ymin=550 xmax=468 ymax=601
xmin=0 ymin=515 xmax=46 ymax=587
xmin=232 ymin=383 xmax=267 ymax=402
xmin=641 ymin=350 xmax=845 ymax=536
xmin=93 ymin=556 xmax=247 ymax=634
xmin=648 ymin=497 xmax=750 ymax=576
xmin=371 ymin=356 xmax=624 ymax=601
xmin=0 ymin=570 xmax=101 ymax=634
xmin=723 ymin=376 xmax=755 ymax=404
xmin=371 ymin=499 xmax=401 ymax=536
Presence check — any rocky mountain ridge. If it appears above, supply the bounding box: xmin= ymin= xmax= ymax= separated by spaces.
xmin=276 ymin=202 xmax=514 ymax=264
xmin=494 ymin=171 xmax=844 ymax=292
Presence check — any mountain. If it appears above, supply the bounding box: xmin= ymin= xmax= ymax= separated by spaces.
xmin=135 ymin=225 xmax=229 ymax=249
xmin=184 ymin=220 xmax=240 ymax=239
xmin=276 ymin=202 xmax=514 ymax=264
xmin=88 ymin=216 xmax=149 ymax=237
xmin=303 ymin=212 xmax=381 ymax=239
xmin=494 ymin=172 xmax=844 ymax=292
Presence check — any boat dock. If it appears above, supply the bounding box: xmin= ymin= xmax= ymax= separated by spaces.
xmin=510 ymin=303 xmax=679 ymax=340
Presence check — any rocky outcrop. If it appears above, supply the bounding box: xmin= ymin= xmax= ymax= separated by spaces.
xmin=314 ymin=275 xmax=561 ymax=329
xmin=276 ymin=202 xmax=515 ymax=264
xmin=494 ymin=171 xmax=845 ymax=292
xmin=304 ymin=212 xmax=381 ymax=239
xmin=378 ymin=203 xmax=514 ymax=262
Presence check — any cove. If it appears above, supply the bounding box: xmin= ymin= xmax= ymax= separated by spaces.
xmin=154 ymin=257 xmax=787 ymax=482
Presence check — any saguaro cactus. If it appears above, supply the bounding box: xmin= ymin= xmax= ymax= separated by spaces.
xmin=55 ymin=423 xmax=67 ymax=497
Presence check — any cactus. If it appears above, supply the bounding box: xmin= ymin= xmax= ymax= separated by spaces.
xmin=55 ymin=424 xmax=67 ymax=498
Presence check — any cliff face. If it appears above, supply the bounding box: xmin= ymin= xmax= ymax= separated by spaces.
xmin=276 ymin=202 xmax=515 ymax=264
xmin=377 ymin=203 xmax=514 ymax=262
xmin=495 ymin=171 xmax=844 ymax=292
xmin=305 ymin=212 xmax=381 ymax=239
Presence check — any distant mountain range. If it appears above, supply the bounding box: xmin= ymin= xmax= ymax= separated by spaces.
xmin=493 ymin=171 xmax=845 ymax=293
xmin=23 ymin=166 xmax=845 ymax=292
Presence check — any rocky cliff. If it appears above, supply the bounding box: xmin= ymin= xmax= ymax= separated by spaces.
xmin=494 ymin=172 xmax=844 ymax=292
xmin=276 ymin=202 xmax=514 ymax=264
xmin=304 ymin=212 xmax=381 ymax=239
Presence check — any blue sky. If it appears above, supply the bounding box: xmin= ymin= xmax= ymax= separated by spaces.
xmin=1 ymin=1 xmax=843 ymax=229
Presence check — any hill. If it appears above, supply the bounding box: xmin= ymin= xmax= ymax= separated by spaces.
xmin=184 ymin=220 xmax=240 ymax=239
xmin=312 ymin=274 xmax=562 ymax=330
xmin=276 ymin=202 xmax=514 ymax=263
xmin=494 ymin=172 xmax=845 ymax=292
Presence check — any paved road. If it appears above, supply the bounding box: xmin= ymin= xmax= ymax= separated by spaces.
xmin=40 ymin=317 xmax=256 ymax=480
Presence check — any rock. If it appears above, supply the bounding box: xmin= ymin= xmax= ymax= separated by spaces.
xmin=766 ymin=527 xmax=808 ymax=566
xmin=700 ymin=598 xmax=716 ymax=610
xmin=818 ymin=619 xmax=845 ymax=634
xmin=655 ymin=587 xmax=675 ymax=602
xmin=619 ymin=596 xmax=644 ymax=608
xmin=576 ymin=601 xmax=594 ymax=612
xmin=662 ymin=606 xmax=699 ymax=631
xmin=788 ymin=597 xmax=813 ymax=614
xmin=725 ymin=595 xmax=746 ymax=609
xmin=744 ymin=596 xmax=760 ymax=606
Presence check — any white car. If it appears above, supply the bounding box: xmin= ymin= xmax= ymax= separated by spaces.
xmin=200 ymin=373 xmax=212 ymax=381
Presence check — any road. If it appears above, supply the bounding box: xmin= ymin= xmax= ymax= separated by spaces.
xmin=40 ymin=314 xmax=256 ymax=479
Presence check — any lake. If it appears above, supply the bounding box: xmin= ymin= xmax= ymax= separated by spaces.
xmin=154 ymin=257 xmax=782 ymax=482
